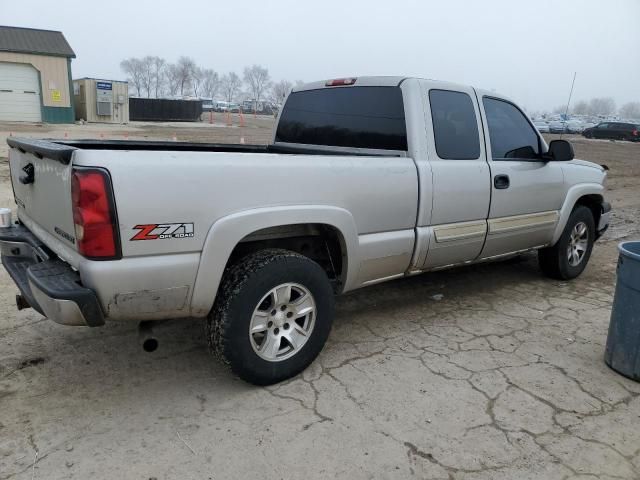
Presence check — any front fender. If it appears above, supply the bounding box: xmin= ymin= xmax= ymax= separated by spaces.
xmin=189 ymin=205 xmax=359 ymax=317
xmin=552 ymin=183 xmax=604 ymax=244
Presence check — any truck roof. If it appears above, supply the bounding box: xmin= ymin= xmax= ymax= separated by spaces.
xmin=293 ymin=76 xmax=475 ymax=93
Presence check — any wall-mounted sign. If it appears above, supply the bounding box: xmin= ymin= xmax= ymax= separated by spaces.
xmin=96 ymin=81 xmax=113 ymax=116
xmin=97 ymin=82 xmax=112 ymax=91
xmin=51 ymin=90 xmax=61 ymax=102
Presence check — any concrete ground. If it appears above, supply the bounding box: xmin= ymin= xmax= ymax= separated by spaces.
xmin=1 ymin=121 xmax=639 ymax=479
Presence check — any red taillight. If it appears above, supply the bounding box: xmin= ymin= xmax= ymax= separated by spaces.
xmin=325 ymin=77 xmax=357 ymax=87
xmin=633 ymin=129 xmax=638 ymax=136
xmin=71 ymin=168 xmax=120 ymax=259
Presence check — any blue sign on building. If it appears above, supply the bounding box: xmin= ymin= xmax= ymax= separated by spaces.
xmin=97 ymin=82 xmax=112 ymax=90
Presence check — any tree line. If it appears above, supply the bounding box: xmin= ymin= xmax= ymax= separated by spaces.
xmin=120 ymin=56 xmax=300 ymax=105
xmin=550 ymin=97 xmax=640 ymax=119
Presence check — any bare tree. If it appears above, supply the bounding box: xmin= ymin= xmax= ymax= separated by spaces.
xmin=192 ymin=67 xmax=204 ymax=97
xmin=588 ymin=97 xmax=616 ymax=116
xmin=243 ymin=65 xmax=271 ymax=107
xmin=165 ymin=63 xmax=181 ymax=97
xmin=619 ymin=102 xmax=640 ymax=120
xmin=151 ymin=56 xmax=166 ymax=98
xmin=141 ymin=56 xmax=155 ymax=98
xmin=220 ymin=72 xmax=242 ymax=103
xmin=270 ymin=79 xmax=293 ymax=105
xmin=201 ymin=69 xmax=220 ymax=100
xmin=175 ymin=56 xmax=197 ymax=96
xmin=120 ymin=58 xmax=145 ymax=97
xmin=572 ymin=100 xmax=589 ymax=115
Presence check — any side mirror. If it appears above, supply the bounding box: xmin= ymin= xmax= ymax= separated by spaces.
xmin=546 ymin=139 xmax=574 ymax=161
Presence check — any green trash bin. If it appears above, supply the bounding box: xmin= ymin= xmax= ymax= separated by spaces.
xmin=605 ymin=241 xmax=640 ymax=381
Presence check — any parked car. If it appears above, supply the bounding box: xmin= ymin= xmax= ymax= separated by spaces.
xmin=2 ymin=76 xmax=610 ymax=385
xmin=583 ymin=122 xmax=640 ymax=141
xmin=566 ymin=120 xmax=586 ymax=134
xmin=533 ymin=120 xmax=550 ymax=133
xmin=548 ymin=120 xmax=567 ymax=134
xmin=242 ymin=100 xmax=278 ymax=115
xmin=214 ymin=101 xmax=229 ymax=112
xmin=201 ymin=100 xmax=215 ymax=112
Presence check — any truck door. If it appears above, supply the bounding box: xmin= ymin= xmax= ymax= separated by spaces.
xmin=477 ymin=95 xmax=565 ymax=259
xmin=415 ymin=81 xmax=491 ymax=270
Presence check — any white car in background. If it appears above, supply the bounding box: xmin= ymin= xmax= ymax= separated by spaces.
xmin=533 ymin=120 xmax=550 ymax=133
xmin=548 ymin=120 xmax=563 ymax=133
xmin=567 ymin=120 xmax=586 ymax=133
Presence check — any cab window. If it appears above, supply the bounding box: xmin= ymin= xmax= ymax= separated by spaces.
xmin=483 ymin=97 xmax=540 ymax=160
xmin=429 ymin=89 xmax=481 ymax=160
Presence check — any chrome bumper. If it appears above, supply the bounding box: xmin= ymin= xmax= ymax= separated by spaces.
xmin=0 ymin=224 xmax=104 ymax=327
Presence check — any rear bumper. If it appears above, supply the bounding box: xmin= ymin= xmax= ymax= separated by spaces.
xmin=0 ymin=224 xmax=104 ymax=327
xmin=597 ymin=201 xmax=611 ymax=239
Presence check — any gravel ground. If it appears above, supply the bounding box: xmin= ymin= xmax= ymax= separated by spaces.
xmin=0 ymin=124 xmax=639 ymax=479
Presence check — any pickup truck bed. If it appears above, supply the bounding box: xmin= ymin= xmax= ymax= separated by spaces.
xmin=9 ymin=138 xmax=404 ymax=160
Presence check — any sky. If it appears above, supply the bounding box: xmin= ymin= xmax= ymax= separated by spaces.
xmin=2 ymin=0 xmax=639 ymax=112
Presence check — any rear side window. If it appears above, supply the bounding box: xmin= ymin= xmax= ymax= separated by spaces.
xmin=275 ymin=86 xmax=407 ymax=150
xmin=483 ymin=97 xmax=540 ymax=160
xmin=429 ymin=89 xmax=480 ymax=160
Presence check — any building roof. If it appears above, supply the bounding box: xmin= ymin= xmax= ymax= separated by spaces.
xmin=0 ymin=26 xmax=75 ymax=58
xmin=74 ymin=77 xmax=128 ymax=84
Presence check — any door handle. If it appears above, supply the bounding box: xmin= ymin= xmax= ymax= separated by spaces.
xmin=494 ymin=174 xmax=510 ymax=189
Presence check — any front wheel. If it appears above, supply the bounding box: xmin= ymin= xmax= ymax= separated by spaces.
xmin=207 ymin=249 xmax=335 ymax=385
xmin=538 ymin=206 xmax=595 ymax=280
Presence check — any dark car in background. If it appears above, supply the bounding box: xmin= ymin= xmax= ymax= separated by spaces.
xmin=583 ymin=122 xmax=640 ymax=141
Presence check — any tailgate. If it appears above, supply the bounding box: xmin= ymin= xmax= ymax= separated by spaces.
xmin=7 ymin=138 xmax=79 ymax=262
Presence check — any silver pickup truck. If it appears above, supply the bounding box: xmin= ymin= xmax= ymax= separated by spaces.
xmin=1 ymin=76 xmax=610 ymax=385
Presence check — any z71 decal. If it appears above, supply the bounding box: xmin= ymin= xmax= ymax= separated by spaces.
xmin=131 ymin=223 xmax=194 ymax=241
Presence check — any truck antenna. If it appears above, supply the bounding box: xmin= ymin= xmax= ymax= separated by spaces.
xmin=560 ymin=72 xmax=577 ymax=140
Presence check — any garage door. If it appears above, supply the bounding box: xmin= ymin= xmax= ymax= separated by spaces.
xmin=0 ymin=62 xmax=42 ymax=122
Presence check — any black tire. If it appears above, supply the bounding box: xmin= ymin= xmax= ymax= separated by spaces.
xmin=206 ymin=249 xmax=334 ymax=385
xmin=538 ymin=206 xmax=595 ymax=280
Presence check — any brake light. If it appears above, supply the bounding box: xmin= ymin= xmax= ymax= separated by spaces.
xmin=71 ymin=168 xmax=120 ymax=259
xmin=325 ymin=77 xmax=357 ymax=87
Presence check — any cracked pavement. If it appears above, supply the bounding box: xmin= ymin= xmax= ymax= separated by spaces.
xmin=0 ymin=131 xmax=639 ymax=479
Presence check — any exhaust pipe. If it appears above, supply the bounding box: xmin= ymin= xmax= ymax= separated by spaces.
xmin=138 ymin=321 xmax=159 ymax=352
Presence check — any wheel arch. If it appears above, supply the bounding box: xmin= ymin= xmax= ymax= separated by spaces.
xmin=552 ymin=184 xmax=604 ymax=244
xmin=190 ymin=205 xmax=359 ymax=317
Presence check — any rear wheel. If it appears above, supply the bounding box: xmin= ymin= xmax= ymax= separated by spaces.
xmin=207 ymin=249 xmax=334 ymax=385
xmin=538 ymin=206 xmax=595 ymax=280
